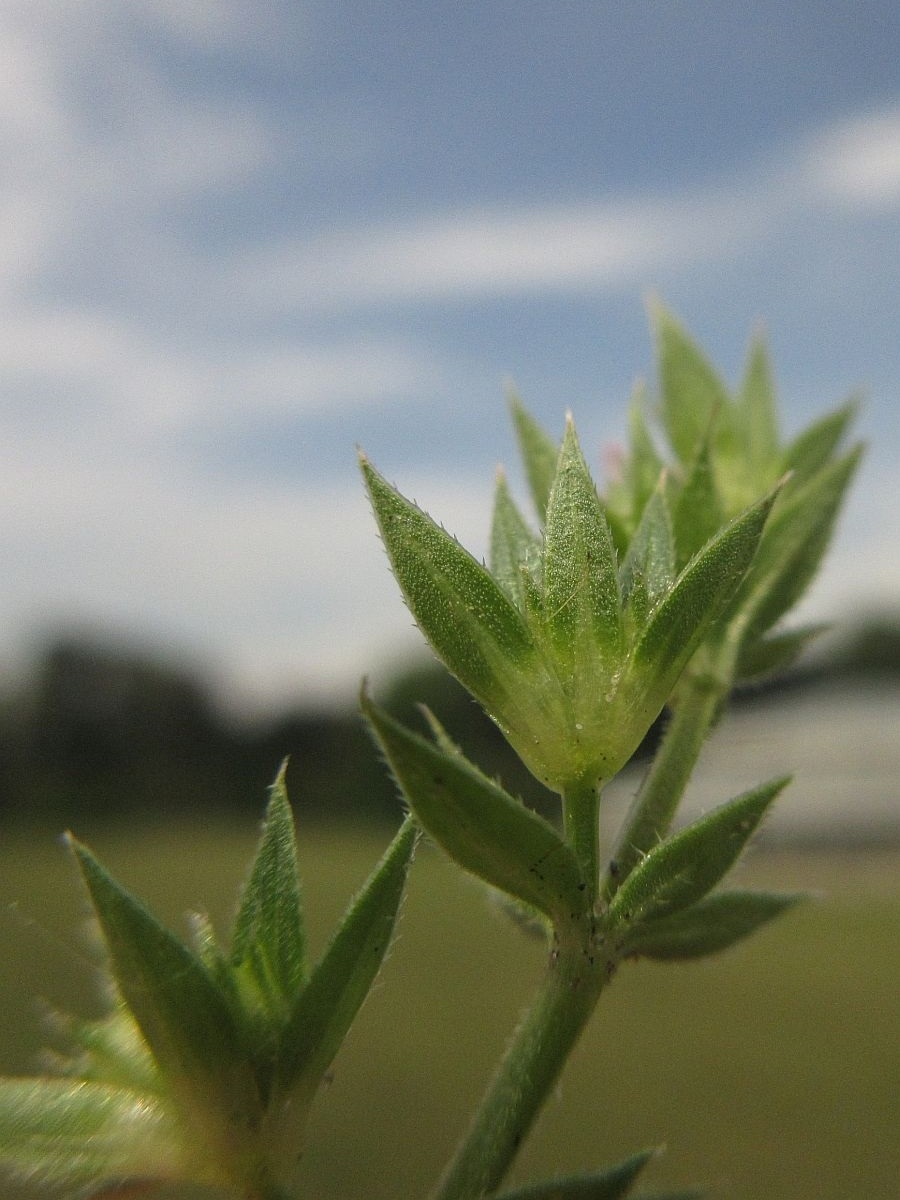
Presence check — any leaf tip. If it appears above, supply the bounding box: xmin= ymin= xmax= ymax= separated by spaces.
xmin=65 ymin=832 xmax=94 ymax=873
xmin=272 ymin=756 xmax=290 ymax=792
xmin=503 ymin=377 xmax=521 ymax=403
xmin=505 ymin=380 xmax=523 ymax=409
xmin=644 ymin=287 xmax=665 ymax=320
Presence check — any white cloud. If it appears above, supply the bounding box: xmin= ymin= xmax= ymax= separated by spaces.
xmin=0 ymin=306 xmax=442 ymax=441
xmin=228 ymin=101 xmax=900 ymax=316
xmin=232 ymin=189 xmax=771 ymax=313
xmin=804 ymin=106 xmax=900 ymax=209
xmin=0 ymin=1 xmax=382 ymax=324
xmin=0 ymin=4 xmax=897 ymax=712
xmin=130 ymin=0 xmax=267 ymax=48
xmin=0 ymin=0 xmax=264 ymax=54
xmin=0 ymin=413 xmax=492 ymax=707
xmin=207 ymin=341 xmax=440 ymax=422
xmin=0 ymin=23 xmax=69 ymax=147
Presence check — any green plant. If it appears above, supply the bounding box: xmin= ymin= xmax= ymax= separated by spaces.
xmin=0 ymin=304 xmax=860 ymax=1199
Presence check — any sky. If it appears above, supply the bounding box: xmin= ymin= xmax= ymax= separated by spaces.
xmin=2 ymin=1 xmax=899 ymax=713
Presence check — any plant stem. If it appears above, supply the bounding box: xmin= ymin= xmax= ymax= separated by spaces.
xmin=600 ymin=679 xmax=723 ymax=902
xmin=562 ymin=776 xmax=601 ymax=906
xmin=431 ymin=924 xmax=607 ymax=1200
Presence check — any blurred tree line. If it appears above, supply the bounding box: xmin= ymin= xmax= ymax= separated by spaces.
xmin=1 ymin=615 xmax=899 ymax=830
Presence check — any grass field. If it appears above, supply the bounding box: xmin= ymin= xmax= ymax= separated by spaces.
xmin=0 ymin=822 xmax=897 ymax=1200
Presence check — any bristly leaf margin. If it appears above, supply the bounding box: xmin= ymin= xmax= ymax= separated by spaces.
xmin=230 ymin=761 xmax=307 ymax=1016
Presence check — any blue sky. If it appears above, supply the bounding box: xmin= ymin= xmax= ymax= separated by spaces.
xmin=3 ymin=1 xmax=899 ymax=710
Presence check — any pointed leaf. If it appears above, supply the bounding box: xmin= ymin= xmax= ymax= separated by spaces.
xmin=737 ymin=331 xmax=779 ymax=472
xmin=491 ymin=468 xmax=540 ymax=607
xmin=737 ymin=448 xmax=862 ymax=640
xmin=230 ymin=763 xmax=306 ymax=1014
xmin=653 ymin=300 xmax=730 ymax=465
xmin=363 ymin=694 xmax=587 ymax=925
xmin=620 ymin=890 xmax=804 ymax=960
xmin=65 ymin=1006 xmax=161 ymax=1095
xmin=419 ymin=703 xmax=466 ymax=756
xmin=492 ymin=1150 xmax=653 ymax=1199
xmin=608 ymin=777 xmax=789 ymax=924
xmin=509 ymin=390 xmax=559 ymax=519
xmin=69 ymin=840 xmax=257 ymax=1120
xmin=0 ymin=1079 xmax=184 ymax=1190
xmin=671 ymin=437 xmax=724 ymax=569
xmin=634 ymin=485 xmax=780 ymax=678
xmin=274 ymin=816 xmax=416 ymax=1097
xmin=520 ymin=557 xmax=547 ymax=630
xmin=736 ymin=624 xmax=827 ymax=681
xmin=781 ymin=398 xmax=858 ymax=484
xmin=624 ymin=381 xmax=665 ymax=521
xmin=543 ymin=417 xmax=623 ymax=667
xmin=604 ymin=382 xmax=664 ymax=549
xmin=619 ymin=483 xmax=675 ymax=629
xmin=188 ymin=910 xmax=232 ymax=988
xmin=361 ymin=455 xmax=534 ymax=708
xmin=706 ymin=331 xmax=779 ymax=511
xmin=494 ymin=892 xmax=552 ymax=940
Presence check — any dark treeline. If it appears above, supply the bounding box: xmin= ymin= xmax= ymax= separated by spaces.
xmin=0 ymin=636 xmax=557 ymax=829
xmin=1 ymin=615 xmax=899 ymax=829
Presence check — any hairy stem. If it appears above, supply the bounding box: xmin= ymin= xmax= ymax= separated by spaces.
xmin=600 ymin=679 xmax=723 ymax=902
xmin=562 ymin=776 xmax=601 ymax=906
xmin=431 ymin=922 xmax=607 ymax=1200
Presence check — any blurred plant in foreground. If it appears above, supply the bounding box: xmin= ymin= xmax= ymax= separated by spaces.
xmin=0 ymin=303 xmax=860 ymax=1199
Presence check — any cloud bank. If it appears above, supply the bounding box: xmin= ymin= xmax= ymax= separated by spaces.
xmin=1 ymin=3 xmax=897 ymax=705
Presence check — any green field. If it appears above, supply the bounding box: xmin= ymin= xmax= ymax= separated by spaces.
xmin=0 ymin=824 xmax=897 ymax=1200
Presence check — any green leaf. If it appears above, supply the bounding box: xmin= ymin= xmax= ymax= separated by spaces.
xmin=69 ymin=839 xmax=258 ymax=1123
xmin=361 ymin=454 xmax=535 ymax=708
xmin=619 ymin=483 xmax=675 ymax=629
xmin=493 ymin=891 xmax=552 ymax=940
xmin=736 ymin=624 xmax=827 ymax=681
xmin=63 ymin=1006 xmax=161 ymax=1095
xmin=491 ymin=468 xmax=541 ymax=607
xmin=781 ymin=398 xmax=858 ymax=484
xmin=492 ymin=1150 xmax=654 ymax=1199
xmin=519 ymin=557 xmax=547 ymax=630
xmin=0 ymin=1079 xmax=185 ymax=1190
xmin=230 ymin=763 xmax=307 ymax=1016
xmin=653 ymin=300 xmax=730 ymax=465
xmin=620 ymin=891 xmax=804 ymax=960
xmin=274 ymin=816 xmax=416 ymax=1099
xmin=509 ymin=389 xmax=559 ymax=519
xmin=543 ymin=416 xmax=623 ymax=668
xmin=187 ymin=910 xmax=234 ymax=995
xmin=624 ymin=382 xmax=666 ymax=523
xmin=737 ymin=448 xmax=862 ymax=640
xmin=704 ymin=331 xmax=779 ymax=512
xmin=363 ymin=693 xmax=587 ymax=926
xmin=736 ymin=331 xmax=779 ymax=474
xmin=419 ymin=703 xmax=466 ymax=756
xmin=608 ymin=777 xmax=789 ymax=924
xmin=671 ymin=437 xmax=724 ymax=569
xmin=634 ymin=485 xmax=780 ymax=680
xmin=604 ymin=382 xmax=664 ymax=550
